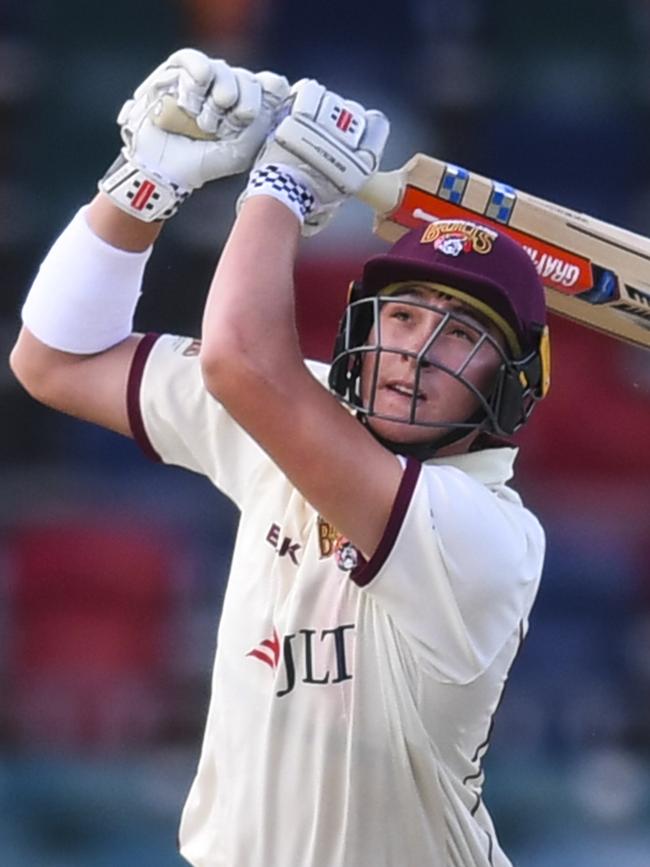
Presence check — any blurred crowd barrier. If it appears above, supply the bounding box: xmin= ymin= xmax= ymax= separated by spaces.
xmin=1 ymin=1 xmax=650 ymax=865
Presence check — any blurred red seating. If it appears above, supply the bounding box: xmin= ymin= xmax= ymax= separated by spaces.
xmin=5 ymin=518 xmax=178 ymax=749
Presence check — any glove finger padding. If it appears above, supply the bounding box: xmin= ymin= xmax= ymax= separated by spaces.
xmin=257 ymin=71 xmax=292 ymax=104
xmin=204 ymin=59 xmax=240 ymax=108
xmin=176 ymin=67 xmax=213 ymax=117
xmin=132 ymin=49 xmax=216 ymax=118
xmin=167 ymin=49 xmax=217 ymax=116
xmin=196 ymin=62 xmax=242 ymax=134
xmin=165 ymin=48 xmax=216 ymax=90
xmin=229 ymin=68 xmax=263 ymax=123
xmin=360 ymin=110 xmax=390 ymax=172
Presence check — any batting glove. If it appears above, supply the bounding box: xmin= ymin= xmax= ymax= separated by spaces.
xmin=238 ymin=79 xmax=390 ymax=235
xmin=99 ymin=48 xmax=290 ymax=222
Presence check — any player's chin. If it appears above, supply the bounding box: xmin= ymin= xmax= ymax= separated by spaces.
xmin=365 ymin=413 xmax=449 ymax=446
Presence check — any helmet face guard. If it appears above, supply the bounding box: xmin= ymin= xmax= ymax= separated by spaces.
xmin=329 ymin=287 xmax=548 ymax=456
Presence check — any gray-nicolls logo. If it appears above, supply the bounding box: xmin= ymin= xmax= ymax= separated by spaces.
xmin=247 ymin=624 xmax=355 ymax=698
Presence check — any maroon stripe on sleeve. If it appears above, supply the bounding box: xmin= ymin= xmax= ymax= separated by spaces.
xmin=127 ymin=332 xmax=162 ymax=462
xmin=351 ymin=456 xmax=422 ymax=588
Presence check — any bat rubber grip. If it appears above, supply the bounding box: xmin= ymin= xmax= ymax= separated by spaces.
xmin=153 ymin=95 xmax=214 ymax=140
xmin=357 ymin=169 xmax=404 ymax=216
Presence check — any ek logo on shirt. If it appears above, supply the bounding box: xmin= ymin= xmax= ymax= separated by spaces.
xmin=247 ymin=624 xmax=355 ymax=698
xmin=266 ymin=523 xmax=301 ymax=565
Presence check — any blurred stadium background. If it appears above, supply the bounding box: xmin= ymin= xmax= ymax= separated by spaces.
xmin=1 ymin=1 xmax=649 ymax=864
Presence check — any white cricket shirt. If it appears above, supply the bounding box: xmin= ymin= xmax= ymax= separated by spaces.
xmin=128 ymin=333 xmax=545 ymax=867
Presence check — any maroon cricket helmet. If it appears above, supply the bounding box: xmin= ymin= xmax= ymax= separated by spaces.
xmin=328 ymin=219 xmax=551 ymax=449
xmin=361 ymin=219 xmax=547 ymax=352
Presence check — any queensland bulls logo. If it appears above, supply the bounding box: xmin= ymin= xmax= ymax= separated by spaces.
xmin=318 ymin=517 xmax=359 ymax=572
xmin=420 ymin=220 xmax=498 ymax=255
xmin=433 ymin=233 xmax=472 ymax=257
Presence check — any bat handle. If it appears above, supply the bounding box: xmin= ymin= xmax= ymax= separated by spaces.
xmin=357 ymin=169 xmax=404 ymax=216
xmin=154 ymin=96 xmax=404 ymax=214
xmin=153 ymin=95 xmax=214 ymax=140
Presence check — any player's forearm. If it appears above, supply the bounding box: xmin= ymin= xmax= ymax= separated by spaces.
xmin=200 ymin=196 xmax=303 ymax=381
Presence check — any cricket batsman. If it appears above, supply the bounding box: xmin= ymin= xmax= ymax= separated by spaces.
xmin=10 ymin=49 xmax=550 ymax=867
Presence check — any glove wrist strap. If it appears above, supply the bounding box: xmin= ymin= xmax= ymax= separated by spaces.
xmin=241 ymin=164 xmax=317 ymax=225
xmin=98 ymin=152 xmax=190 ymax=222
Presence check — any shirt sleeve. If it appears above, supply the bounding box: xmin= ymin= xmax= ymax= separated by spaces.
xmin=351 ymin=456 xmax=545 ymax=684
xmin=127 ymin=333 xmax=265 ymax=506
xmin=127 ymin=335 xmax=331 ymax=509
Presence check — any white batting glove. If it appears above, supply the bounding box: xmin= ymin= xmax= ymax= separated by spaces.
xmin=238 ymin=79 xmax=389 ymax=235
xmin=99 ymin=48 xmax=290 ymax=222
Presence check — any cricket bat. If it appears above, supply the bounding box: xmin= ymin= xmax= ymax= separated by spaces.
xmin=156 ymin=97 xmax=650 ymax=350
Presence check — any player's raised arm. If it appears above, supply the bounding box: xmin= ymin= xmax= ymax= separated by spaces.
xmin=198 ymin=80 xmax=406 ymax=558
xmin=10 ymin=49 xmax=290 ymax=436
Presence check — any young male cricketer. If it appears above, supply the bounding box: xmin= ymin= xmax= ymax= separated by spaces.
xmin=11 ymin=49 xmax=550 ymax=867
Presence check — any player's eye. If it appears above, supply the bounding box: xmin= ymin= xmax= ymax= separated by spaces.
xmin=445 ymin=320 xmax=480 ymax=343
xmin=386 ymin=304 xmax=413 ymax=323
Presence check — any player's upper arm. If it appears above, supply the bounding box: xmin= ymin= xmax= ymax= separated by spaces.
xmin=10 ymin=325 xmax=141 ymax=437
xmin=352 ymin=462 xmax=545 ymax=682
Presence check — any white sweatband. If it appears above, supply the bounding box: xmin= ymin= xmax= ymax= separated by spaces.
xmin=239 ymin=163 xmax=317 ymax=225
xmin=21 ymin=206 xmax=152 ymax=354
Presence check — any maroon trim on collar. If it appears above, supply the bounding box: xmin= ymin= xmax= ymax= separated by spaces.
xmin=127 ymin=332 xmax=162 ymax=463
xmin=351 ymin=456 xmax=422 ymax=588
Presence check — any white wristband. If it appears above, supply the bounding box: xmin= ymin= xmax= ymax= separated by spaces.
xmin=21 ymin=206 xmax=151 ymax=354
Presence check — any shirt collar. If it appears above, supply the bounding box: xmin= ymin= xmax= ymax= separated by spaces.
xmin=426 ymin=446 xmax=518 ymax=486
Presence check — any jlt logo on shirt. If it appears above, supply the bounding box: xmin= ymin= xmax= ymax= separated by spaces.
xmin=247 ymin=624 xmax=355 ymax=698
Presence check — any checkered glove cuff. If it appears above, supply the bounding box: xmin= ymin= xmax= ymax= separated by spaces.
xmin=243 ymin=164 xmax=316 ymax=225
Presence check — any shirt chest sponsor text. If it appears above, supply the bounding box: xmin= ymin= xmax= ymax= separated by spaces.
xmin=248 ymin=624 xmax=355 ymax=698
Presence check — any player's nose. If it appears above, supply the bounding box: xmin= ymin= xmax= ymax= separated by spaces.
xmin=400 ymin=318 xmax=442 ymax=366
